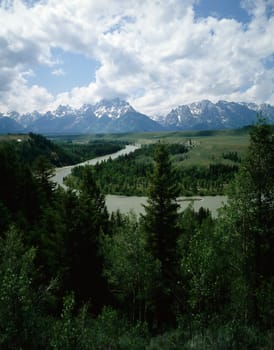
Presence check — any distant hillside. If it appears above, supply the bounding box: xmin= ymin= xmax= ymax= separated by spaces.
xmin=0 ymin=133 xmax=74 ymax=167
xmin=0 ymin=132 xmax=126 ymax=167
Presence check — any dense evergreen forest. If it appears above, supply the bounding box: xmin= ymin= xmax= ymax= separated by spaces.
xmin=0 ymin=122 xmax=273 ymax=349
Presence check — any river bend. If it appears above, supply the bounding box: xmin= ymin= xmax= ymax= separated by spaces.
xmin=52 ymin=144 xmax=226 ymax=217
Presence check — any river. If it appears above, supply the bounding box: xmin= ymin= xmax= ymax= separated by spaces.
xmin=52 ymin=144 xmax=227 ymax=217
xmin=106 ymin=195 xmax=227 ymax=217
xmin=51 ymin=144 xmax=140 ymax=186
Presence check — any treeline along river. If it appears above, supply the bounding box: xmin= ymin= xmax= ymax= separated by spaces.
xmin=52 ymin=144 xmax=227 ymax=217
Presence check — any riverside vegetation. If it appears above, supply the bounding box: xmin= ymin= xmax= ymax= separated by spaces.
xmin=0 ymin=121 xmax=273 ymax=349
xmin=67 ymin=143 xmax=239 ymax=196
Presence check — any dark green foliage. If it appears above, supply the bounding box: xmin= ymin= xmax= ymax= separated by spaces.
xmin=17 ymin=132 xmax=74 ymax=167
xmin=69 ymin=143 xmax=189 ymax=196
xmin=89 ymin=307 xmax=149 ymax=349
xmin=0 ymin=228 xmax=48 ymax=349
xmin=32 ymin=155 xmax=56 ymax=202
xmin=59 ymin=139 xmax=126 ymax=163
xmin=178 ymin=163 xmax=239 ymax=195
xmin=50 ymin=293 xmax=94 ymax=350
xmin=66 ymin=166 xmax=110 ymax=308
xmin=69 ymin=142 xmax=239 ymax=196
xmin=222 ymin=151 xmax=241 ymax=162
xmin=141 ymin=143 xmax=181 ymax=327
xmin=222 ymin=120 xmax=274 ymax=326
xmin=0 ymin=126 xmax=273 ymax=347
xmin=142 ymin=143 xmax=180 ymax=265
xmin=102 ymin=212 xmax=160 ymax=323
xmin=183 ymin=322 xmax=267 ymax=350
xmin=0 ymin=141 xmax=40 ymax=227
xmin=181 ymin=211 xmax=231 ymax=321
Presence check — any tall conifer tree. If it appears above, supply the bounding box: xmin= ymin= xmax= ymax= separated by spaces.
xmin=141 ymin=143 xmax=180 ymax=327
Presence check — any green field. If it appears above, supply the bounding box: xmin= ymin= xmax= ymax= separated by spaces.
xmin=182 ymin=134 xmax=248 ymax=166
xmin=49 ymin=128 xmax=250 ymax=167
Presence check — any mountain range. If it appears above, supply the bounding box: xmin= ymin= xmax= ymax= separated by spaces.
xmin=1 ymin=98 xmax=274 ymax=134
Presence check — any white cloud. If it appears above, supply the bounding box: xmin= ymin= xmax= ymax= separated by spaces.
xmin=0 ymin=0 xmax=273 ymax=115
xmin=51 ymin=68 xmax=65 ymax=76
xmin=0 ymin=72 xmax=53 ymax=113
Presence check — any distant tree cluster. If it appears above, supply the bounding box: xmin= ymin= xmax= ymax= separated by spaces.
xmin=222 ymin=151 xmax=241 ymax=162
xmin=59 ymin=139 xmax=126 ymax=163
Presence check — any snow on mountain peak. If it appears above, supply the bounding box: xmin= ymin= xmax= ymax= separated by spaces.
xmin=55 ymin=105 xmax=75 ymax=117
xmin=93 ymin=98 xmax=135 ymax=119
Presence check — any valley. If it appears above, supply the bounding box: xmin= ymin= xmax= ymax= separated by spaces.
xmin=1 ymin=0 xmax=273 ymax=347
xmin=51 ymin=141 xmax=228 ymax=216
xmin=57 ymin=128 xmax=248 ymax=197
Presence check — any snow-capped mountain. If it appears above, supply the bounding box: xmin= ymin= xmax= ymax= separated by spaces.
xmin=161 ymin=100 xmax=274 ymax=130
xmin=92 ymin=98 xmax=135 ymax=119
xmin=0 ymin=98 xmax=162 ymax=134
xmin=1 ymin=99 xmax=274 ymax=134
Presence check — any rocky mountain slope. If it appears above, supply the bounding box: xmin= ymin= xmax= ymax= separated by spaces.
xmin=1 ymin=98 xmax=273 ymax=134
xmin=156 ymin=100 xmax=274 ymax=130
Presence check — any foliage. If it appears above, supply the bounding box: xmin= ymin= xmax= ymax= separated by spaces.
xmin=50 ymin=293 xmax=93 ymax=350
xmin=90 ymin=307 xmax=149 ymax=350
xmin=16 ymin=132 xmax=73 ymax=167
xmin=222 ymin=120 xmax=274 ymax=326
xmin=68 ymin=142 xmax=240 ymax=196
xmin=141 ymin=143 xmax=181 ymax=327
xmin=102 ymin=212 xmax=160 ymax=323
xmin=0 ymin=228 xmax=46 ymax=349
xmin=177 ymin=163 xmax=239 ymax=195
xmin=58 ymin=139 xmax=126 ymax=163
xmin=0 ymin=124 xmax=273 ymax=347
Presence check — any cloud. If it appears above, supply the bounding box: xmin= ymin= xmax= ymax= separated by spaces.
xmin=0 ymin=0 xmax=273 ymax=115
xmin=0 ymin=75 xmax=53 ymax=114
xmin=51 ymin=68 xmax=65 ymax=76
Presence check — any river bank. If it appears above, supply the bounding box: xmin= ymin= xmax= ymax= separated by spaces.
xmin=51 ymin=144 xmax=140 ymax=186
xmin=52 ymin=144 xmax=227 ymax=217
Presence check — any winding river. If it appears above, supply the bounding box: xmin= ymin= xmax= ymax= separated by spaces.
xmin=51 ymin=144 xmax=140 ymax=186
xmin=52 ymin=144 xmax=227 ymax=217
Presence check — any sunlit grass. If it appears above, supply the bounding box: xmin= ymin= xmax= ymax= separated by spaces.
xmin=49 ymin=128 xmax=250 ymax=167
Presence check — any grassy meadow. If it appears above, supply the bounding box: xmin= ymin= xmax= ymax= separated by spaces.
xmin=49 ymin=128 xmax=250 ymax=167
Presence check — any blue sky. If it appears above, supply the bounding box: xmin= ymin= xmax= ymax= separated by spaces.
xmin=27 ymin=48 xmax=100 ymax=95
xmin=0 ymin=0 xmax=273 ymax=115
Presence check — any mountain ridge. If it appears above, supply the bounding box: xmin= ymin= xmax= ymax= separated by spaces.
xmin=1 ymin=99 xmax=274 ymax=134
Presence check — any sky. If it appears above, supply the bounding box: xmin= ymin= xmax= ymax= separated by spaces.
xmin=0 ymin=0 xmax=274 ymax=116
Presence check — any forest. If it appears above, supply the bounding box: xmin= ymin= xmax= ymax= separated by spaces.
xmin=68 ymin=143 xmax=239 ymax=196
xmin=0 ymin=121 xmax=273 ymax=349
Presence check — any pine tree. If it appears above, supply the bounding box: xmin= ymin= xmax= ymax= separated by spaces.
xmin=141 ymin=142 xmax=180 ymax=327
xmin=68 ymin=166 xmax=109 ymax=311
